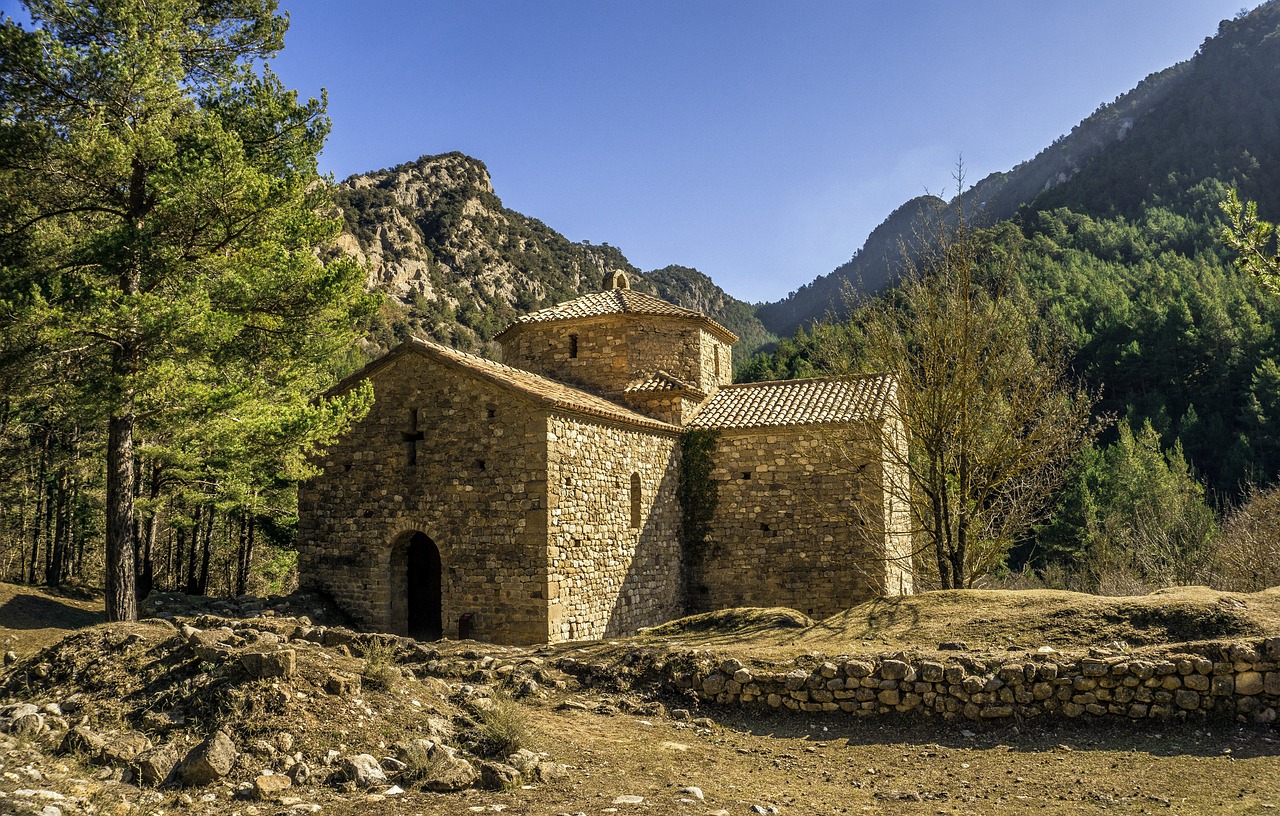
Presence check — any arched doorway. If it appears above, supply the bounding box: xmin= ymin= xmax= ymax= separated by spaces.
xmin=390 ymin=531 xmax=442 ymax=640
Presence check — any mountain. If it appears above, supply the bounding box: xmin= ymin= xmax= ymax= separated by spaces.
xmin=331 ymin=152 xmax=773 ymax=362
xmin=755 ymin=10 xmax=1247 ymax=337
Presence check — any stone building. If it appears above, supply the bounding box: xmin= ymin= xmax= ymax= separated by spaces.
xmin=297 ymin=273 xmax=912 ymax=645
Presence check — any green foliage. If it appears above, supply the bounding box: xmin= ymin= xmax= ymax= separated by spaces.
xmin=678 ymin=429 xmax=719 ymax=602
xmin=1034 ymin=421 xmax=1218 ymax=594
xmin=0 ymin=0 xmax=374 ymax=609
xmin=360 ymin=637 xmax=402 ymax=691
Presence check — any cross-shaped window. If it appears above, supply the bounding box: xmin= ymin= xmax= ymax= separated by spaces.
xmin=402 ymin=408 xmax=425 ymax=467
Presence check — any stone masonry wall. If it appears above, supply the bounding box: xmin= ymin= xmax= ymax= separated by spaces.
xmin=675 ymin=639 xmax=1280 ymax=724
xmin=298 ymin=350 xmax=552 ymax=645
xmin=879 ymin=414 xmax=914 ymax=596
xmin=499 ymin=315 xmax=732 ymax=409
xmin=546 ymin=415 xmax=681 ymax=641
xmin=692 ymin=423 xmax=895 ymax=618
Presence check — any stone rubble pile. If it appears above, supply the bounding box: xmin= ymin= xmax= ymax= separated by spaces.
xmin=0 ymin=616 xmax=571 ymax=805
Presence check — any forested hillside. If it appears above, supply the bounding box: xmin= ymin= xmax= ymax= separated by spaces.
xmin=744 ymin=3 xmax=1280 ymax=591
xmin=332 ymin=152 xmax=774 ymax=363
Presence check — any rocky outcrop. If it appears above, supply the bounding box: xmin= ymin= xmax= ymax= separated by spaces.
xmin=332 ymin=152 xmax=772 ymax=359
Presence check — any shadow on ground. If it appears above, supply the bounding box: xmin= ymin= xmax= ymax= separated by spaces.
xmin=0 ymin=594 xmax=103 ymax=631
xmin=714 ymin=707 xmax=1280 ymax=759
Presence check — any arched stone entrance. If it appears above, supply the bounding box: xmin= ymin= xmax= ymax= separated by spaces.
xmin=389 ymin=531 xmax=442 ymax=640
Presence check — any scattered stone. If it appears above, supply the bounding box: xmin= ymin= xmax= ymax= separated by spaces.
xmin=340 ymin=754 xmax=388 ymax=789
xmin=478 ymin=760 xmax=522 ymax=790
xmin=613 ymin=794 xmax=644 ymax=804
xmin=240 ymin=649 xmax=297 ymax=679
xmin=136 ymin=745 xmax=181 ymax=786
xmin=252 ymin=773 xmax=293 ymax=800
xmin=680 ymin=785 xmax=704 ymax=800
xmin=177 ymin=731 xmax=239 ymax=786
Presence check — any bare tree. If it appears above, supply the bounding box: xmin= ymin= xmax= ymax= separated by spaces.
xmin=821 ymin=196 xmax=1098 ymax=589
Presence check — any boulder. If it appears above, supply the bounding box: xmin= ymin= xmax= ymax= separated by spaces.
xmin=478 ymin=760 xmax=522 ymax=790
xmin=325 ymin=672 xmax=361 ymax=697
xmin=59 ymin=725 xmax=107 ymax=756
xmin=137 ymin=745 xmax=181 ymax=786
xmin=99 ymin=732 xmax=153 ymax=766
xmin=9 ymin=712 xmax=44 ymax=737
xmin=177 ymin=731 xmax=239 ymax=786
xmin=240 ymin=649 xmax=296 ymax=680
xmin=339 ymin=754 xmax=387 ymax=789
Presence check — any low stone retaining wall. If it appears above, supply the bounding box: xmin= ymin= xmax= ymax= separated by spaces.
xmin=668 ymin=638 xmax=1280 ymax=724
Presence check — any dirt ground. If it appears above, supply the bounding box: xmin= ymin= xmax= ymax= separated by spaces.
xmin=1 ymin=582 xmax=1278 ymax=816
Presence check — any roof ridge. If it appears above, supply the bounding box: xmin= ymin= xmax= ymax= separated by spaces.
xmin=718 ymin=372 xmax=892 ymax=389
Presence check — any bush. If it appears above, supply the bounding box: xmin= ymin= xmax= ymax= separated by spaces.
xmin=1212 ymin=485 xmax=1280 ymax=591
xmin=473 ymin=695 xmax=531 ymax=757
xmin=360 ymin=638 xmax=402 ymax=691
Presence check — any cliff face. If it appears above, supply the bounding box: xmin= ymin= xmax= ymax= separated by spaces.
xmin=333 ymin=152 xmax=772 ymax=361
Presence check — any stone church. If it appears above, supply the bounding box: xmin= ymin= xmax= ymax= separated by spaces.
xmin=297 ymin=273 xmax=912 ymax=645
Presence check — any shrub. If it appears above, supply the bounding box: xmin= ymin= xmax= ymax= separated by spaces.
xmin=474 ymin=695 xmax=531 ymax=757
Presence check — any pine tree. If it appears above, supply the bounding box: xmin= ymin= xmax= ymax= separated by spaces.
xmin=0 ymin=0 xmax=373 ymax=620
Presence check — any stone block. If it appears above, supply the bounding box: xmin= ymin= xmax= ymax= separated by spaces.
xmin=240 ymin=649 xmax=296 ymax=679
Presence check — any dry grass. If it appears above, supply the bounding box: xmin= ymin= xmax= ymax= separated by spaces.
xmin=626 ymin=586 xmax=1280 ymax=664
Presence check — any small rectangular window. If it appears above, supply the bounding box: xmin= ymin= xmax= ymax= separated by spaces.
xmin=568 ymin=334 xmax=579 ymax=358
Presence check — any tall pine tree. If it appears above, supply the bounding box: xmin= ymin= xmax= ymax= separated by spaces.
xmin=0 ymin=0 xmax=373 ymax=620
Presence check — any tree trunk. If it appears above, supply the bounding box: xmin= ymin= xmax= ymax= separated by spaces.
xmin=105 ymin=412 xmax=138 ymax=621
xmin=197 ymin=505 xmax=213 ymax=596
xmin=46 ymin=469 xmax=67 ymax=586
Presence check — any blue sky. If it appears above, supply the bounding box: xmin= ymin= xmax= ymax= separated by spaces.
xmin=2 ymin=1 xmax=1253 ymax=302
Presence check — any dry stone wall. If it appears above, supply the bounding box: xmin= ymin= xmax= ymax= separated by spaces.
xmin=298 ymin=350 xmax=552 ymax=645
xmin=673 ymin=639 xmax=1280 ymax=724
xmin=547 ymin=415 xmax=681 ymax=641
xmin=692 ymin=424 xmax=892 ymax=618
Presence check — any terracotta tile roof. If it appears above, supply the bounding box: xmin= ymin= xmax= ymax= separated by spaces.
xmin=495 ymin=289 xmax=738 ymax=343
xmin=687 ymin=374 xmax=898 ymax=430
xmin=334 ymin=338 xmax=682 ymax=434
xmin=624 ymin=371 xmax=706 ymax=397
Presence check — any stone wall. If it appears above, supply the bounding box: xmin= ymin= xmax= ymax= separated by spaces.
xmin=498 ymin=315 xmax=732 ymax=410
xmin=297 ymin=350 xmax=552 ymax=645
xmin=546 ymin=415 xmax=682 ymax=641
xmin=676 ymin=639 xmax=1280 ymax=724
xmin=691 ymin=423 xmax=897 ymax=617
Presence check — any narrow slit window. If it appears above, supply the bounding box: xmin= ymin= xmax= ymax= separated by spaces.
xmin=630 ymin=473 xmax=642 ymax=529
xmin=568 ymin=333 xmax=579 ymax=359
xmin=714 ymin=345 xmax=721 ymax=379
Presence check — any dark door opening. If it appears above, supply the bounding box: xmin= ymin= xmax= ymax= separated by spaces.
xmin=406 ymin=533 xmax=442 ymax=640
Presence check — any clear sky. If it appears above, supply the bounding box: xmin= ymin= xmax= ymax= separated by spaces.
xmin=1 ymin=1 xmax=1253 ymax=303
